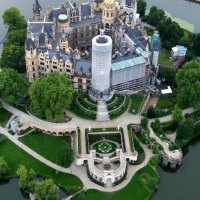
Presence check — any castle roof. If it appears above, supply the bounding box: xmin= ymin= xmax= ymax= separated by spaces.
xmin=81 ymin=3 xmax=91 ymax=17
xmin=26 ymin=38 xmax=36 ymax=50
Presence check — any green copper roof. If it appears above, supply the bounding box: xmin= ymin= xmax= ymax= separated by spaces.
xmin=112 ymin=56 xmax=146 ymax=71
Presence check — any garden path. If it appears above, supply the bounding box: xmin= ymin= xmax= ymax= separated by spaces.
xmin=1 ymin=102 xmax=195 ymax=191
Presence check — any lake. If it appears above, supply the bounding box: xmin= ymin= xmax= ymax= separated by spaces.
xmin=0 ymin=0 xmax=200 ymax=42
xmin=152 ymin=137 xmax=200 ymax=200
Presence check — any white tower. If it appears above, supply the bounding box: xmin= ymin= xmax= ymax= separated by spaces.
xmin=90 ymin=29 xmax=112 ymax=100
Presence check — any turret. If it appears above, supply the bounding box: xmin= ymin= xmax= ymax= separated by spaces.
xmin=25 ymin=38 xmax=39 ymax=82
xmin=102 ymin=0 xmax=116 ymax=29
xmin=33 ymin=0 xmax=43 ymax=21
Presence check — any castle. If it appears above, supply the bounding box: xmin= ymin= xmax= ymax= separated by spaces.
xmin=25 ymin=0 xmax=160 ymax=97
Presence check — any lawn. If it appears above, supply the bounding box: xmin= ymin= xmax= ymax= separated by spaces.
xmin=156 ymin=96 xmax=176 ymax=110
xmin=20 ymin=130 xmax=70 ymax=165
xmin=0 ymin=138 xmax=83 ymax=188
xmin=0 ymin=108 xmax=12 ymax=127
xmin=129 ymin=94 xmax=145 ymax=114
xmin=85 ymin=164 xmax=158 ymax=200
xmin=158 ymin=50 xmax=174 ymax=67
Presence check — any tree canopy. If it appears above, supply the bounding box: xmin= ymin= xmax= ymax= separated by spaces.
xmin=172 ymin=105 xmax=183 ymax=124
xmin=176 ymin=60 xmax=200 ymax=109
xmin=16 ymin=165 xmax=36 ymax=193
xmin=0 ymin=8 xmax=26 ymax=71
xmin=3 ymin=7 xmax=26 ymax=30
xmin=176 ymin=118 xmax=195 ymax=140
xmin=34 ymin=179 xmax=58 ymax=200
xmin=137 ymin=0 xmax=147 ymax=17
xmin=0 ymin=68 xmax=29 ymax=105
xmin=59 ymin=142 xmax=74 ymax=167
xmin=29 ymin=73 xmax=74 ymax=120
xmin=0 ymin=157 xmax=9 ymax=179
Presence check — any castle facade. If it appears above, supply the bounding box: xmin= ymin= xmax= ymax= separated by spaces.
xmin=25 ymin=0 xmax=159 ymax=94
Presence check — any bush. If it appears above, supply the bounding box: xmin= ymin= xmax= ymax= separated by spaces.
xmin=147 ymin=106 xmax=157 ymax=118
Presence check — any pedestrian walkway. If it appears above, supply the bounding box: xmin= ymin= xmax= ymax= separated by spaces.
xmin=96 ymin=101 xmax=110 ymax=121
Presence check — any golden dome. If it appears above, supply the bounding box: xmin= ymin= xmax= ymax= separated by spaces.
xmin=104 ymin=0 xmax=115 ymax=6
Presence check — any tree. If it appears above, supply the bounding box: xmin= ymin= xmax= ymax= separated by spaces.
xmin=34 ymin=179 xmax=58 ymax=200
xmin=0 ymin=157 xmax=9 ymax=179
xmin=172 ymin=105 xmax=183 ymax=124
xmin=59 ymin=143 xmax=74 ymax=167
xmin=147 ymin=106 xmax=156 ymax=118
xmin=176 ymin=118 xmax=195 ymax=140
xmin=0 ymin=44 xmax=25 ymax=70
xmin=16 ymin=165 xmax=36 ymax=193
xmin=176 ymin=60 xmax=200 ymax=109
xmin=0 ymin=68 xmax=29 ymax=105
xmin=159 ymin=66 xmax=176 ymax=84
xmin=29 ymin=73 xmax=74 ymax=120
xmin=141 ymin=117 xmax=148 ymax=129
xmin=192 ymin=33 xmax=200 ymax=56
xmin=147 ymin=7 xmax=165 ymax=27
xmin=137 ymin=0 xmax=147 ymax=17
xmin=3 ymin=7 xmax=26 ymax=30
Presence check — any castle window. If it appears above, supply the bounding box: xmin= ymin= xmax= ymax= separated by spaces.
xmin=78 ymin=78 xmax=82 ymax=83
xmin=33 ymin=73 xmax=35 ymax=78
xmin=33 ymin=67 xmax=35 ymax=71
xmin=53 ymin=66 xmax=57 ymax=69
xmin=86 ymin=79 xmax=90 ymax=84
xmin=32 ymin=61 xmax=34 ymax=65
xmin=107 ymin=13 xmax=109 ymax=18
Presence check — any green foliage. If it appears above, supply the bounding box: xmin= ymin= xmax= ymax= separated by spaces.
xmin=140 ymin=173 xmax=159 ymax=191
xmin=158 ymin=65 xmax=176 ymax=84
xmin=152 ymin=119 xmax=163 ymax=135
xmin=176 ymin=60 xmax=200 ymax=109
xmin=141 ymin=117 xmax=148 ymax=129
xmin=0 ymin=108 xmax=12 ymax=127
xmin=147 ymin=106 xmax=157 ymax=118
xmin=192 ymin=33 xmax=200 ymax=56
xmin=0 ymin=157 xmax=10 ymax=179
xmin=128 ymin=125 xmax=135 ymax=152
xmin=172 ymin=105 xmax=183 ymax=124
xmin=34 ymin=179 xmax=58 ymax=200
xmin=137 ymin=0 xmax=147 ymax=17
xmin=176 ymin=118 xmax=195 ymax=140
xmin=156 ymin=96 xmax=176 ymax=110
xmin=77 ymin=128 xmax=82 ymax=154
xmin=0 ymin=44 xmax=25 ymax=70
xmin=16 ymin=165 xmax=36 ymax=193
xmin=147 ymin=6 xmax=165 ymax=27
xmin=58 ymin=143 xmax=74 ymax=167
xmin=30 ymin=73 xmax=74 ymax=120
xmin=0 ymin=8 xmax=26 ymax=71
xmin=0 ymin=68 xmax=29 ymax=105
xmin=3 ymin=7 xmax=26 ymax=30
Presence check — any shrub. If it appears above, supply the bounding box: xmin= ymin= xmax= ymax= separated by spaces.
xmin=147 ymin=106 xmax=156 ymax=118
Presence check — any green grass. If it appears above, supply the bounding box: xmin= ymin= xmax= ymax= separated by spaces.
xmin=156 ymin=96 xmax=176 ymax=110
xmin=129 ymin=94 xmax=145 ymax=114
xmin=20 ymin=131 xmax=70 ymax=165
xmin=0 ymin=108 xmax=12 ymax=127
xmin=0 ymin=138 xmax=83 ymax=188
xmin=85 ymin=164 xmax=159 ymax=200
xmin=158 ymin=50 xmax=174 ymax=67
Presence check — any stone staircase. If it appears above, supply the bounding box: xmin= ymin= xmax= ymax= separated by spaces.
xmin=96 ymin=101 xmax=110 ymax=121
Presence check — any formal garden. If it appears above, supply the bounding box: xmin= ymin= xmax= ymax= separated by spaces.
xmin=69 ymin=93 xmax=97 ymax=120
xmin=92 ymin=140 xmax=117 ymax=154
xmin=107 ymin=94 xmax=130 ymax=119
xmin=87 ymin=130 xmax=123 ymax=155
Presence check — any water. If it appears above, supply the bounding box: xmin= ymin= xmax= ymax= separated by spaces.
xmin=147 ymin=0 xmax=200 ymax=32
xmin=0 ymin=178 xmax=68 ymax=200
xmin=152 ymin=137 xmax=200 ymax=200
xmin=0 ymin=0 xmax=200 ymax=42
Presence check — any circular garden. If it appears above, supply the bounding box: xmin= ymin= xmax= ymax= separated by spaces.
xmin=93 ymin=141 xmax=117 ymax=154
